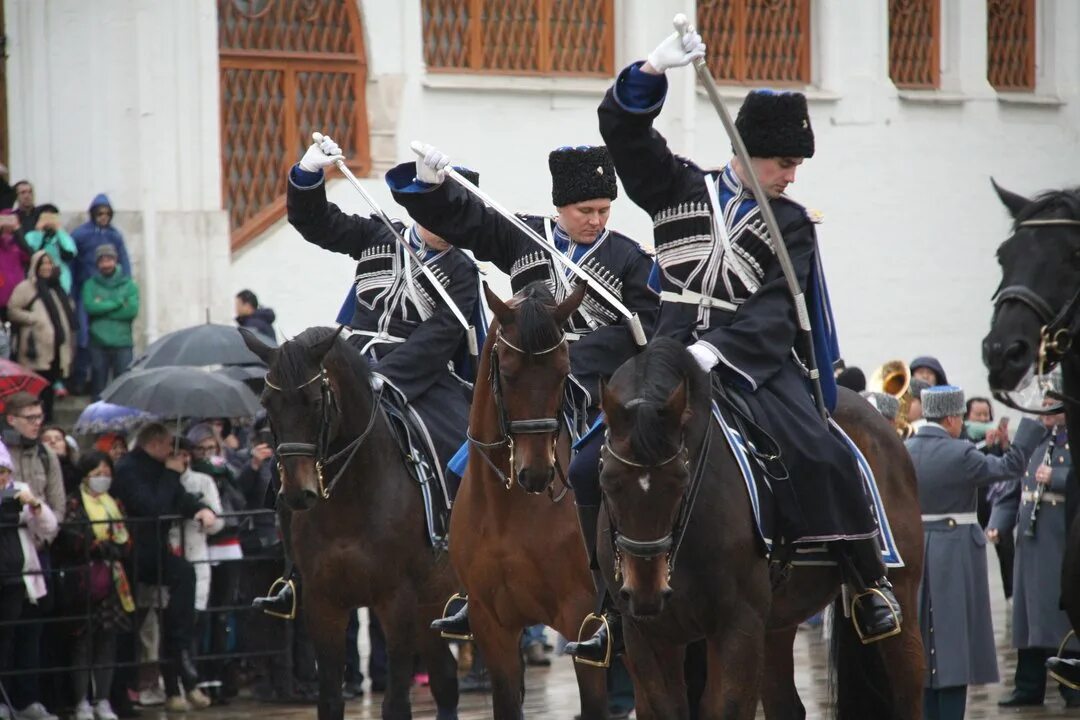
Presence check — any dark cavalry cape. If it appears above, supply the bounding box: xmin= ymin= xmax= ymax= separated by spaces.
xmin=598 ymin=63 xmax=874 ymax=543
xmin=387 ymin=164 xmax=659 ymax=413
xmin=287 ymin=170 xmax=479 ymax=469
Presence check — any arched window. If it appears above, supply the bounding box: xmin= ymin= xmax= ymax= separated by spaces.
xmin=219 ymin=0 xmax=370 ymax=250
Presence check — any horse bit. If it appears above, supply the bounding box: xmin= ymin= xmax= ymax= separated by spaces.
xmin=992 ymin=217 xmax=1080 ymax=412
xmin=600 ymin=411 xmax=712 ymax=581
xmin=265 ymin=367 xmax=383 ymax=499
xmin=467 ymin=330 xmax=571 ymax=502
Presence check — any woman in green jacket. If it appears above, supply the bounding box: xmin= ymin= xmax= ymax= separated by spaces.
xmin=81 ymin=244 xmax=138 ymax=397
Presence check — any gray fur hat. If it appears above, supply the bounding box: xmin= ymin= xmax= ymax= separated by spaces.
xmin=861 ymin=391 xmax=899 ymax=421
xmin=909 ymin=378 xmax=931 ymax=401
xmin=921 ymin=385 xmax=965 ymax=420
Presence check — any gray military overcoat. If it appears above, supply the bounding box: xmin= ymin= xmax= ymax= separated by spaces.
xmin=906 ymin=419 xmax=1042 ymax=688
xmin=989 ymin=425 xmax=1077 ymax=651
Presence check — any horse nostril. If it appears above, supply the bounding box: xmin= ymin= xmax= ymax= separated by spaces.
xmin=301 ymin=488 xmax=319 ymax=507
xmin=1004 ymin=339 xmax=1030 ymax=365
xmin=619 ymin=587 xmax=631 ymax=603
xmin=660 ymin=587 xmax=673 ymax=601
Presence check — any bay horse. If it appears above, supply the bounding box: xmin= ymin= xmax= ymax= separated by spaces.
xmin=450 ymin=281 xmax=608 ymax=719
xmin=981 ymin=182 xmax=1080 ymax=685
xmin=597 ymin=338 xmax=925 ymax=719
xmin=241 ymin=327 xmax=459 ymax=720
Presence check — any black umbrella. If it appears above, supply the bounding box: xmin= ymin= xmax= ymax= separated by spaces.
xmin=100 ymin=367 xmax=262 ymax=418
xmin=133 ymin=323 xmax=276 ymax=369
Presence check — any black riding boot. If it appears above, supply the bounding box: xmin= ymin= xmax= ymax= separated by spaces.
xmin=431 ymin=594 xmax=471 ymax=640
xmin=835 ymin=538 xmax=902 ymax=644
xmin=564 ymin=503 xmax=623 ymax=667
xmin=253 ymin=501 xmax=299 ymax=619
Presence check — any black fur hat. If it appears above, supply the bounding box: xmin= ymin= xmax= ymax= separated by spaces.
xmin=453 ymin=166 xmax=479 ymax=187
xmin=734 ymin=90 xmax=815 ymax=159
xmin=548 ymin=146 xmax=617 ymax=207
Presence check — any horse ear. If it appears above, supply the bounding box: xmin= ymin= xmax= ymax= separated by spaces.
xmin=311 ymin=325 xmax=345 ymax=363
xmin=991 ymin=178 xmax=1030 ymax=219
xmin=600 ymin=379 xmax=624 ymax=429
xmin=483 ymin=282 xmax=516 ymax=327
xmin=665 ymin=380 xmax=692 ymax=428
xmin=239 ymin=327 xmax=275 ymax=364
xmin=553 ymin=282 xmax=587 ymax=327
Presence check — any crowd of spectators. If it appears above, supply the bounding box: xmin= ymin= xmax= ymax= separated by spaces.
xmin=0 ymin=174 xmax=137 ymax=418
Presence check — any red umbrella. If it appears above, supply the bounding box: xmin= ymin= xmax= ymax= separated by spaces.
xmin=0 ymin=358 xmax=48 ymax=404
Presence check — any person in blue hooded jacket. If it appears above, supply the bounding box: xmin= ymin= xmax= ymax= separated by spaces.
xmin=71 ymin=195 xmax=131 ymax=394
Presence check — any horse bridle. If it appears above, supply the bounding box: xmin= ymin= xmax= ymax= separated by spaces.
xmin=600 ymin=414 xmax=713 ymax=581
xmin=467 ymin=330 xmax=571 ymax=501
xmin=265 ymin=367 xmax=383 ymax=499
xmin=992 ymin=217 xmax=1080 ymax=413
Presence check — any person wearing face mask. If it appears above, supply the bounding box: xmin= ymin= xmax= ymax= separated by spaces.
xmin=54 ymin=451 xmax=134 ymax=720
xmin=906 ymin=386 xmax=1043 ymax=719
xmin=8 ymin=252 xmax=76 ymax=416
xmin=185 ymin=423 xmax=246 ymax=701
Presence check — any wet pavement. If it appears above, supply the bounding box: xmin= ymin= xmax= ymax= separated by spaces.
xmin=143 ymin=554 xmax=1079 ymax=718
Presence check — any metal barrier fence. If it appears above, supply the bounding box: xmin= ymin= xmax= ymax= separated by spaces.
xmin=0 ymin=508 xmax=288 ymax=682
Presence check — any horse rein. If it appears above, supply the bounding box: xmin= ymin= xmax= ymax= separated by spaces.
xmin=466 ymin=329 xmax=571 ymax=502
xmin=265 ymin=368 xmax=384 ymax=499
xmin=992 ymin=217 xmax=1080 ymax=413
xmin=601 ymin=417 xmax=713 ymax=581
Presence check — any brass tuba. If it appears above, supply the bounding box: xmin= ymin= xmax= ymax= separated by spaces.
xmin=869 ymin=360 xmax=914 ymax=438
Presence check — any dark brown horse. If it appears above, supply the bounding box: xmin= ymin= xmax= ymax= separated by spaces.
xmin=242 ymin=328 xmax=460 ymax=720
xmin=449 ymin=282 xmax=608 ymax=719
xmin=597 ymin=338 xmax=925 ymax=719
xmin=981 ymin=182 xmax=1080 ymax=686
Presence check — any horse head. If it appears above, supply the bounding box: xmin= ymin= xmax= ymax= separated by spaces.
xmin=983 ymin=181 xmax=1080 ymax=395
xmin=243 ymin=326 xmax=351 ymax=511
xmin=600 ymin=338 xmax=705 ymax=618
xmin=480 ymin=281 xmax=585 ymax=494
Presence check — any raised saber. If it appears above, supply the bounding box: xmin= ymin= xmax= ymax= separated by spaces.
xmin=409 ymin=141 xmax=648 ymax=349
xmin=672 ymin=14 xmax=826 ymax=420
xmin=312 ymin=132 xmax=478 ymax=356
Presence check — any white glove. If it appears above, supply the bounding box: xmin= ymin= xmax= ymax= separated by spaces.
xmin=646 ymin=28 xmax=705 ymax=73
xmin=415 ymin=143 xmax=452 ymax=185
xmin=298 ymin=133 xmax=344 ymax=172
xmin=688 ymin=342 xmax=719 ymax=373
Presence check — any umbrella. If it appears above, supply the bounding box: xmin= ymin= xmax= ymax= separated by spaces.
xmin=74 ymin=401 xmax=158 ymax=435
xmin=100 ymin=367 xmax=262 ymax=419
xmin=0 ymin=358 xmax=48 ymax=401
xmin=133 ymin=323 xmax=277 ymax=369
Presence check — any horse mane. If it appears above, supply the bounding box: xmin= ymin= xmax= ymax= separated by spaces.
xmin=1015 ymin=186 xmax=1080 ymax=227
xmin=507 ymin=281 xmax=564 ymax=354
xmin=624 ymin=337 xmax=705 ymax=466
xmin=275 ymin=326 xmax=372 ymax=388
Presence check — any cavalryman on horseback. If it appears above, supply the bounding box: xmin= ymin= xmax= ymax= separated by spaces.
xmin=253 ymin=134 xmax=482 ymax=617
xmin=589 ymin=24 xmax=903 ymax=645
xmin=387 ymin=143 xmax=660 ymax=661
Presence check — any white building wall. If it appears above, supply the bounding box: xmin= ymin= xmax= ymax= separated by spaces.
xmin=4 ymin=0 xmax=230 ymax=344
xmin=230 ymin=0 xmax=1079 ymax=399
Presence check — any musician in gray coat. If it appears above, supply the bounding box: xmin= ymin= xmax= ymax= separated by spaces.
xmin=906 ymin=385 xmax=1043 ymax=720
xmin=988 ymin=403 xmax=1080 ymax=708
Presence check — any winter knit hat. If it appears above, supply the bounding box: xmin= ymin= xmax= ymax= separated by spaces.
xmin=185 ymin=423 xmax=216 ymax=447
xmin=549 ymin=145 xmax=617 ymax=207
xmin=922 ymin=386 xmax=966 ymax=420
xmin=734 ymin=90 xmax=815 ymax=159
xmin=95 ymin=243 xmax=119 ymax=262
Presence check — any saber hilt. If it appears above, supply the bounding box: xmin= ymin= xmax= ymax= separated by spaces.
xmin=671 ymin=15 xmax=827 ymax=420
xmin=409 ymin=141 xmax=648 ymax=350
xmin=312 ymin=133 xmax=478 ymax=356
